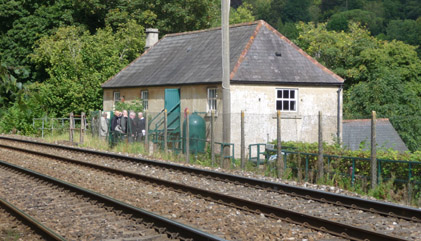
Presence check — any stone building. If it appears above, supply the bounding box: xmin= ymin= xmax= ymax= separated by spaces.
xmin=101 ymin=20 xmax=344 ymax=157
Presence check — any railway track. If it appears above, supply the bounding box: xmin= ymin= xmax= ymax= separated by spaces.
xmin=2 ymin=136 xmax=417 ymax=222
xmin=0 ymin=159 xmax=224 ymax=241
xmin=0 ymin=136 xmax=418 ymax=240
xmin=0 ymin=197 xmax=60 ymax=241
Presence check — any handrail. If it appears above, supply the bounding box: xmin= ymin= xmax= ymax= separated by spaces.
xmin=148 ymin=108 xmax=165 ymax=129
xmin=154 ymin=101 xmax=181 ymax=130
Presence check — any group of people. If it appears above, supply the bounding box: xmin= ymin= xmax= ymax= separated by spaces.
xmin=100 ymin=110 xmax=146 ymax=143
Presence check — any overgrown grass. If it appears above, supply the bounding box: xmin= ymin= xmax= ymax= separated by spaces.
xmin=37 ymin=131 xmax=420 ymax=207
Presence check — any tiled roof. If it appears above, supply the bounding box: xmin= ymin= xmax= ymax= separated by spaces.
xmin=102 ymin=20 xmax=344 ymax=88
xmin=342 ymin=118 xmax=408 ymax=152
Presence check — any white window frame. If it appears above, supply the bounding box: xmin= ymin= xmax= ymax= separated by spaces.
xmin=276 ymin=88 xmax=297 ymax=112
xmin=207 ymin=87 xmax=217 ymax=112
xmin=113 ymin=91 xmax=120 ymax=105
xmin=141 ymin=90 xmax=149 ymax=110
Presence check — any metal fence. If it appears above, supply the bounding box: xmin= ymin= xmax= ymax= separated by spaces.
xmin=36 ymin=110 xmax=421 ymax=202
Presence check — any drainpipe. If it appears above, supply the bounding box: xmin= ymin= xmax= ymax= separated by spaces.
xmin=337 ymin=84 xmax=343 ymax=145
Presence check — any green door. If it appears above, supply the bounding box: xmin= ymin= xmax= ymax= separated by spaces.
xmin=164 ymin=89 xmax=180 ymax=132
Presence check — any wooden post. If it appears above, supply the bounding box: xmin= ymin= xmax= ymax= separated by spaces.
xmin=145 ymin=111 xmax=149 ymax=153
xmin=164 ymin=109 xmax=168 ymax=153
xmin=69 ymin=112 xmax=74 ymax=143
xmin=98 ymin=111 xmax=102 ymax=137
xmin=185 ymin=110 xmax=190 ymax=163
xmin=211 ymin=110 xmax=215 ymax=166
xmin=241 ymin=110 xmax=245 ymax=169
xmin=318 ymin=111 xmax=324 ymax=180
xmin=277 ymin=111 xmax=283 ymax=177
xmin=80 ymin=112 xmax=85 ymax=144
xmin=41 ymin=118 xmax=45 ymax=138
xmin=51 ymin=118 xmax=53 ymax=136
xmin=371 ymin=111 xmax=377 ymax=189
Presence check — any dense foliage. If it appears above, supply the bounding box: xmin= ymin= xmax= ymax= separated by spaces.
xmin=0 ymin=0 xmax=420 ymax=152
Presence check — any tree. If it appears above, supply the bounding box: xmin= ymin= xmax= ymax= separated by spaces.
xmin=296 ymin=22 xmax=377 ymax=87
xmin=211 ymin=3 xmax=256 ymax=27
xmin=296 ymin=22 xmax=421 ymax=151
xmin=30 ymin=20 xmax=145 ymax=117
xmin=0 ymin=63 xmax=25 ymax=114
xmin=327 ymin=9 xmax=384 ymax=35
xmin=244 ymin=0 xmax=272 ymax=22
xmin=386 ymin=19 xmax=421 ymax=56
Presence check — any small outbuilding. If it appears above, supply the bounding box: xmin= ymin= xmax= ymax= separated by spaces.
xmin=101 ymin=20 xmax=344 ymax=156
xmin=343 ymin=118 xmax=408 ymax=152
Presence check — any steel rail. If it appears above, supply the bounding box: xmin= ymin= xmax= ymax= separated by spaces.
xmin=1 ymin=136 xmax=420 ymax=222
xmin=0 ymin=159 xmax=225 ymax=241
xmin=0 ymin=197 xmax=66 ymax=241
xmin=0 ymin=144 xmax=408 ymax=241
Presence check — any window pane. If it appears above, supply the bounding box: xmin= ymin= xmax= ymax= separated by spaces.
xmin=290 ymin=101 xmax=296 ymax=111
xmin=283 ymin=90 xmax=289 ymax=99
xmin=141 ymin=91 xmax=148 ymax=99
xmin=290 ymin=90 xmax=295 ymax=99
xmin=277 ymin=90 xmax=282 ymax=98
xmin=276 ymin=101 xmax=282 ymax=110
xmin=283 ymin=100 xmax=289 ymax=110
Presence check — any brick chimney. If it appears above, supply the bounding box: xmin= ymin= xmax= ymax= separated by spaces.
xmin=145 ymin=28 xmax=159 ymax=50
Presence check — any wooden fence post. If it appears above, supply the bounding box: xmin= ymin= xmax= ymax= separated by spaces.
xmin=371 ymin=111 xmax=377 ymax=189
xmin=41 ymin=117 xmax=45 ymax=138
xmin=241 ymin=110 xmax=245 ymax=170
xmin=80 ymin=112 xmax=85 ymax=144
xmin=277 ymin=111 xmax=283 ymax=177
xmin=69 ymin=112 xmax=74 ymax=143
xmin=211 ymin=110 xmax=215 ymax=166
xmin=185 ymin=110 xmax=190 ymax=163
xmin=51 ymin=118 xmax=53 ymax=136
xmin=318 ymin=111 xmax=324 ymax=180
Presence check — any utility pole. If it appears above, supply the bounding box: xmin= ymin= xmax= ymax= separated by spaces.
xmin=222 ymin=0 xmax=231 ymax=168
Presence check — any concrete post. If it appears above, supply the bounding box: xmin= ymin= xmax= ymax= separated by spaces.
xmin=371 ymin=111 xmax=377 ymax=189
xmin=80 ymin=112 xmax=85 ymax=144
xmin=69 ymin=112 xmax=74 ymax=143
xmin=185 ymin=110 xmax=190 ymax=163
xmin=241 ymin=110 xmax=245 ymax=170
xmin=145 ymin=111 xmax=149 ymax=153
xmin=318 ymin=111 xmax=324 ymax=181
xmin=211 ymin=110 xmax=215 ymax=166
xmin=164 ymin=109 xmax=168 ymax=153
xmin=276 ymin=111 xmax=283 ymax=177
xmin=221 ymin=0 xmax=231 ymax=169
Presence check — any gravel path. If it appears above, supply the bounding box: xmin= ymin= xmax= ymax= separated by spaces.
xmin=0 ymin=139 xmax=419 ymax=240
xmin=0 ymin=146 xmax=342 ymax=241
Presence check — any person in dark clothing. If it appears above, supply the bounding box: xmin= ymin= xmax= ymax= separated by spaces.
xmin=110 ymin=111 xmax=122 ymax=146
xmin=136 ymin=112 xmax=146 ymax=142
xmin=121 ymin=110 xmax=128 ymax=134
xmin=128 ymin=111 xmax=137 ymax=143
xmin=111 ymin=111 xmax=121 ymax=132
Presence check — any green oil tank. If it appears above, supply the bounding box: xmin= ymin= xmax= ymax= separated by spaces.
xmin=183 ymin=112 xmax=206 ymax=153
